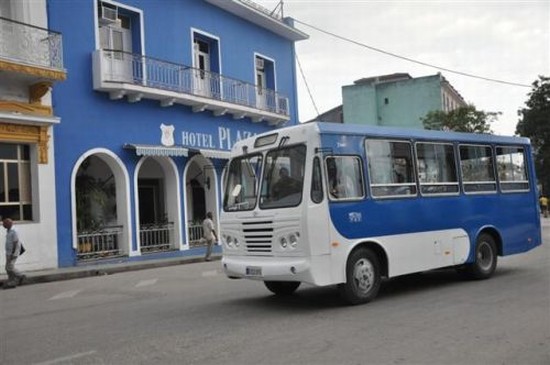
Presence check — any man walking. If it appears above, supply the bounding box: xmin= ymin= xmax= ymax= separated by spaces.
xmin=3 ymin=216 xmax=25 ymax=289
xmin=540 ymin=195 xmax=548 ymax=218
xmin=202 ymin=212 xmax=218 ymax=261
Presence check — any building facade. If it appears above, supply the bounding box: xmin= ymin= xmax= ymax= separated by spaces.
xmin=0 ymin=0 xmax=66 ymax=271
xmin=317 ymin=73 xmax=466 ymax=128
xmin=48 ymin=0 xmax=307 ymax=267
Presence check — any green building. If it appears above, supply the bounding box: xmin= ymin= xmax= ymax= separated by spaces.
xmin=316 ymin=73 xmax=466 ymax=129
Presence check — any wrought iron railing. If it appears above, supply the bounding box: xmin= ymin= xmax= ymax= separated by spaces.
xmin=77 ymin=225 xmax=123 ymax=260
xmin=0 ymin=16 xmax=64 ymax=70
xmin=99 ymin=49 xmax=289 ymax=117
xmin=140 ymin=222 xmax=174 ymax=253
xmin=188 ymin=222 xmax=206 ymax=247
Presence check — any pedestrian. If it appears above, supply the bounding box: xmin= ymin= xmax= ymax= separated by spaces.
xmin=540 ymin=195 xmax=548 ymax=218
xmin=202 ymin=212 xmax=217 ymax=261
xmin=3 ymin=216 xmax=26 ymax=289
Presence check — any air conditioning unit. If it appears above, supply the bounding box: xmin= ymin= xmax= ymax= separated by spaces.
xmin=255 ymin=57 xmax=264 ymax=70
xmin=100 ymin=4 xmax=118 ymax=24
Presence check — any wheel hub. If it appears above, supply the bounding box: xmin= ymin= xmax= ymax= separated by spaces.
xmin=477 ymin=241 xmax=494 ymax=271
xmin=353 ymin=258 xmax=374 ymax=294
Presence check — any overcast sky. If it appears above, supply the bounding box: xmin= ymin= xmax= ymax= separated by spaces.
xmin=256 ymin=0 xmax=549 ymax=136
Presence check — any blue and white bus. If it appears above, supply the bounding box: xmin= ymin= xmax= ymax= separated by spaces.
xmin=220 ymin=122 xmax=542 ymax=304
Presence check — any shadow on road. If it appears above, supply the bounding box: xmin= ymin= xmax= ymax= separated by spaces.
xmin=222 ymin=266 xmax=524 ymax=311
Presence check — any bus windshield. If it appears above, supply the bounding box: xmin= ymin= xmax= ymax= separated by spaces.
xmin=260 ymin=144 xmax=306 ymax=209
xmin=223 ymin=154 xmax=263 ymax=211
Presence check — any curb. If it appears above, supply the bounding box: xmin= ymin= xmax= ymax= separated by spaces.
xmin=1 ymin=255 xmax=221 ymax=288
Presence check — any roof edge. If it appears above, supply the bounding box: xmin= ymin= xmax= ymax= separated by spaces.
xmin=204 ymin=0 xmax=308 ymax=41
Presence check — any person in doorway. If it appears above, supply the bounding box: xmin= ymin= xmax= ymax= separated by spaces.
xmin=540 ymin=195 xmax=548 ymax=218
xmin=202 ymin=212 xmax=218 ymax=261
xmin=3 ymin=216 xmax=26 ymax=289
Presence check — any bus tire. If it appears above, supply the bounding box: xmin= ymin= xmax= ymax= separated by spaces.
xmin=264 ymin=281 xmax=300 ymax=296
xmin=338 ymin=248 xmax=381 ymax=305
xmin=459 ymin=233 xmax=498 ymax=280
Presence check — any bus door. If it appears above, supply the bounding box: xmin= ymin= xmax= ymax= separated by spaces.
xmin=307 ymin=156 xmax=331 ymax=255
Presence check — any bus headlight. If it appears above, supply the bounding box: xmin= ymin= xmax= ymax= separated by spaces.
xmin=224 ymin=235 xmax=234 ymax=248
xmin=234 ymin=237 xmax=240 ymax=247
xmin=289 ymin=234 xmax=298 ymax=248
xmin=280 ymin=237 xmax=288 ymax=248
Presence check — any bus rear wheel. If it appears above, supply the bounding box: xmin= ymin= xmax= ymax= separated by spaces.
xmin=264 ymin=281 xmax=300 ymax=296
xmin=458 ymin=233 xmax=498 ymax=280
xmin=338 ymin=248 xmax=381 ymax=305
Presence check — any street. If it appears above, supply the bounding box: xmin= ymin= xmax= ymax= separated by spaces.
xmin=1 ymin=223 xmax=549 ymax=365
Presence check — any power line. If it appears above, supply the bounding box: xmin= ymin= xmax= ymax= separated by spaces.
xmin=296 ymin=52 xmax=321 ymax=118
xmin=293 ymin=18 xmax=532 ymax=89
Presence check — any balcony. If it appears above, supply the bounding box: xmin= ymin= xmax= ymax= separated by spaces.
xmin=0 ymin=16 xmax=66 ymax=82
xmin=92 ymin=49 xmax=290 ymax=125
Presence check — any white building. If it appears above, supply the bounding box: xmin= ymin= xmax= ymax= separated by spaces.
xmin=0 ymin=0 xmax=66 ymax=270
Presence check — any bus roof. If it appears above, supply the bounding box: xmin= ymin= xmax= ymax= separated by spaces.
xmin=308 ymin=122 xmax=530 ymax=145
xmin=230 ymin=122 xmax=531 ymax=156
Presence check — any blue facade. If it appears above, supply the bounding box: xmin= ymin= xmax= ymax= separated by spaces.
xmin=48 ymin=0 xmax=307 ymax=266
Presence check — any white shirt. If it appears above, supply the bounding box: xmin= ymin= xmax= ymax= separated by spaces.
xmin=5 ymin=226 xmax=21 ymax=257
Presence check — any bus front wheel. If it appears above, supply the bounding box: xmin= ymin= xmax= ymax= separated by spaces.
xmin=339 ymin=248 xmax=381 ymax=305
xmin=264 ymin=281 xmax=300 ymax=296
xmin=458 ymin=233 xmax=498 ymax=280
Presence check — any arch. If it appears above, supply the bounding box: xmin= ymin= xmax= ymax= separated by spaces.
xmin=70 ymin=148 xmax=132 ymax=257
xmin=134 ymin=155 xmax=182 ymax=253
xmin=183 ymin=154 xmax=220 ymax=247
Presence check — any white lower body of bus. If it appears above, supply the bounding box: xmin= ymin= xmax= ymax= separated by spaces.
xmin=220 ymin=210 xmax=499 ymax=305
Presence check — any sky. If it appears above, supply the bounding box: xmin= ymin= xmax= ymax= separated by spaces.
xmin=256 ymin=0 xmax=550 ymax=136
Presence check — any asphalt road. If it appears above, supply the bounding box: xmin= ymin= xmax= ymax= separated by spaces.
xmin=1 ymin=222 xmax=549 ymax=365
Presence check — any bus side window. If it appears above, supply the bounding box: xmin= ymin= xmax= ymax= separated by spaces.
xmin=416 ymin=142 xmax=459 ymax=195
xmin=496 ymin=146 xmax=529 ymax=192
xmin=459 ymin=144 xmax=497 ymax=193
xmin=366 ymin=139 xmax=417 ymax=198
xmin=311 ymin=157 xmax=324 ymax=203
xmin=325 ymin=156 xmax=364 ymax=200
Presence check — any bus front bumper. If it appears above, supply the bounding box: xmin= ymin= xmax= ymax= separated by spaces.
xmin=222 ymin=255 xmax=318 ymax=285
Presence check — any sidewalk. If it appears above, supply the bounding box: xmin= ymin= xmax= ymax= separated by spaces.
xmin=1 ymin=247 xmax=221 ymax=288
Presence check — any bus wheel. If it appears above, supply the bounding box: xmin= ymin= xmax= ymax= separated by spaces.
xmin=339 ymin=248 xmax=381 ymax=305
xmin=459 ymin=233 xmax=498 ymax=280
xmin=264 ymin=281 xmax=300 ymax=296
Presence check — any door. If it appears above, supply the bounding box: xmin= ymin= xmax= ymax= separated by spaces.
xmin=99 ymin=15 xmax=133 ymax=82
xmin=255 ymin=59 xmax=267 ymax=109
xmin=193 ymin=39 xmax=211 ymax=97
xmin=138 ymin=184 xmax=159 ymax=225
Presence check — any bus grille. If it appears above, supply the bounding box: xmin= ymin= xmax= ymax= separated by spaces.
xmin=242 ymin=220 xmax=273 ymax=254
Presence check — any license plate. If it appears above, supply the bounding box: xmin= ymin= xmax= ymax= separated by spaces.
xmin=246 ymin=266 xmax=262 ymax=277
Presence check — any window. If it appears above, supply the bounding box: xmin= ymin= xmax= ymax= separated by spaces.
xmin=311 ymin=157 xmax=323 ymax=204
xmin=193 ymin=32 xmax=220 ymax=98
xmin=326 ymin=156 xmax=364 ymax=200
xmin=260 ymin=145 xmax=306 ymax=209
xmin=366 ymin=139 xmax=416 ymax=197
xmin=416 ymin=142 xmax=459 ymax=195
xmin=0 ymin=143 xmax=32 ymax=221
xmin=496 ymin=146 xmax=529 ymax=192
xmin=223 ymin=154 xmax=263 ymax=211
xmin=459 ymin=145 xmax=496 ymax=193
xmin=255 ymin=55 xmax=276 ymax=110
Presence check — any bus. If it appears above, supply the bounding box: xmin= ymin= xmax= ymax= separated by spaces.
xmin=220 ymin=122 xmax=542 ymax=304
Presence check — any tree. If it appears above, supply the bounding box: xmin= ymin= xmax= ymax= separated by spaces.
xmin=422 ymin=104 xmax=500 ymax=133
xmin=516 ymin=76 xmax=550 ymax=195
